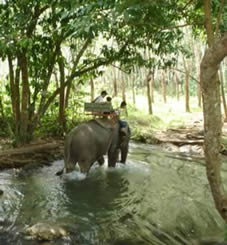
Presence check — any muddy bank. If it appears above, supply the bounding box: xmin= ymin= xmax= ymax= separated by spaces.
xmin=0 ymin=139 xmax=64 ymax=169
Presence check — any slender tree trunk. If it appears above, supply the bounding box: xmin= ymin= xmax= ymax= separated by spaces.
xmin=185 ymin=69 xmax=190 ymax=112
xmin=65 ymin=82 xmax=71 ymax=109
xmin=90 ymin=79 xmax=94 ymax=102
xmin=58 ymin=54 xmax=66 ymax=135
xmin=183 ymin=58 xmax=191 ymax=112
xmin=195 ymin=43 xmax=202 ymax=107
xmin=220 ymin=65 xmax=227 ymax=121
xmin=175 ymin=73 xmax=180 ymax=101
xmin=147 ymin=71 xmax=153 ymax=115
xmin=113 ymin=68 xmax=118 ymax=97
xmin=15 ymin=59 xmax=21 ymax=135
xmin=151 ymin=69 xmax=155 ymax=103
xmin=7 ymin=54 xmax=21 ymax=138
xmin=0 ymin=95 xmax=14 ymax=138
xmin=19 ymin=51 xmax=30 ymax=144
xmin=8 ymin=54 xmax=17 ymax=122
xmin=121 ymin=76 xmax=128 ymax=116
xmin=0 ymin=95 xmax=4 ymax=117
xmin=204 ymin=0 xmax=215 ymax=46
xmin=197 ymin=79 xmax=202 ymax=108
xmin=161 ymin=71 xmax=167 ymax=103
xmin=132 ymin=77 xmax=136 ymax=105
xmin=121 ymin=78 xmax=126 ymax=102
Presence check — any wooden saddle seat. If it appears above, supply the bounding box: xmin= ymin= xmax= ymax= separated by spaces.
xmin=84 ymin=102 xmax=118 ymax=124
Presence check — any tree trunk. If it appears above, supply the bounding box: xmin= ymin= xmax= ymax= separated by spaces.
xmin=14 ymin=59 xmax=21 ymax=136
xmin=65 ymin=82 xmax=71 ymax=109
xmin=0 ymin=95 xmax=3 ymax=117
xmin=175 ymin=73 xmax=180 ymax=101
xmin=121 ymin=76 xmax=128 ymax=116
xmin=58 ymin=55 xmax=66 ymax=135
xmin=220 ymin=65 xmax=227 ymax=121
xmin=90 ymin=79 xmax=94 ymax=102
xmin=132 ymin=76 xmax=136 ymax=105
xmin=184 ymin=69 xmax=190 ymax=112
xmin=183 ymin=58 xmax=191 ymax=113
xmin=195 ymin=44 xmax=202 ymax=108
xmin=113 ymin=68 xmax=118 ymax=97
xmin=19 ymin=51 xmax=30 ymax=144
xmin=151 ymin=70 xmax=155 ymax=103
xmin=121 ymin=78 xmax=126 ymax=102
xmin=161 ymin=71 xmax=167 ymax=103
xmin=0 ymin=141 xmax=64 ymax=169
xmin=201 ymin=32 xmax=227 ymax=222
xmin=147 ymin=71 xmax=153 ymax=115
xmin=197 ymin=79 xmax=202 ymax=108
xmin=8 ymin=54 xmax=17 ymax=122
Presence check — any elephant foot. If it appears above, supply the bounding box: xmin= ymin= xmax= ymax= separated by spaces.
xmin=97 ymin=156 xmax=105 ymax=166
xmin=108 ymin=162 xmax=116 ymax=168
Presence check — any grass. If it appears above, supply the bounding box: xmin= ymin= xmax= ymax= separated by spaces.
xmin=124 ymin=94 xmax=203 ymax=143
xmin=128 ymin=94 xmax=202 ymax=128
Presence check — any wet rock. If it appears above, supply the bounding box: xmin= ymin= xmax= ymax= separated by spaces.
xmin=24 ymin=222 xmax=68 ymax=241
xmin=160 ymin=143 xmax=179 ymax=152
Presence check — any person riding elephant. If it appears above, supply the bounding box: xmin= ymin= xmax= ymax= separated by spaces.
xmin=56 ymin=118 xmax=130 ymax=175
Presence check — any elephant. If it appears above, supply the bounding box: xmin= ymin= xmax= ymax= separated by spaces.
xmin=56 ymin=118 xmax=130 ymax=175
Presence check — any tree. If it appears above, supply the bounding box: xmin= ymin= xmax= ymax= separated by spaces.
xmin=201 ymin=32 xmax=227 ymax=222
xmin=0 ymin=0 xmax=140 ymax=144
xmin=146 ymin=71 xmax=153 ymax=114
xmin=183 ymin=57 xmax=191 ymax=112
xmin=0 ymin=0 xmax=207 ymax=145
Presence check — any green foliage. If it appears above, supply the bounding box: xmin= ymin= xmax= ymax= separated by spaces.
xmin=0 ymin=0 xmax=220 ymax=144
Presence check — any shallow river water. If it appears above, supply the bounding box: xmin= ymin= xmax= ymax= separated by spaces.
xmin=0 ymin=142 xmax=226 ymax=245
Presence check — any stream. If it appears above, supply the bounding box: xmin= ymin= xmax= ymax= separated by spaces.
xmin=0 ymin=142 xmax=226 ymax=245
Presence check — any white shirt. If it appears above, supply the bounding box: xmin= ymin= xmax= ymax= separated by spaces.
xmin=94 ymin=95 xmax=104 ymax=103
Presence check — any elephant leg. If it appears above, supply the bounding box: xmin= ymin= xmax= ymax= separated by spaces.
xmin=119 ymin=134 xmax=129 ymax=164
xmin=97 ymin=156 xmax=105 ymax=166
xmin=108 ymin=149 xmax=118 ymax=167
xmin=65 ymin=161 xmax=75 ymax=173
xmin=78 ymin=160 xmax=92 ymax=175
xmin=120 ymin=146 xmax=128 ymax=163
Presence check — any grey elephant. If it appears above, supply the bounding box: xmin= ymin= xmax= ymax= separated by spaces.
xmin=57 ymin=118 xmax=130 ymax=175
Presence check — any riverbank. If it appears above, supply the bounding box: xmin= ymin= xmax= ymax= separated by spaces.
xmin=1 ymin=112 xmax=227 ymax=170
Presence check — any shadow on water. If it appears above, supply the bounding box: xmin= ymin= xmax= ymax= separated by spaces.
xmin=0 ymin=141 xmax=226 ymax=244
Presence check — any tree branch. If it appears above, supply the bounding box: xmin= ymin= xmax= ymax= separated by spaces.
xmin=215 ymin=0 xmax=225 ymax=37
xmin=169 ymin=67 xmax=200 ymax=84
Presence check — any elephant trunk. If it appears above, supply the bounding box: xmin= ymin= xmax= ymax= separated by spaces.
xmin=120 ymin=143 xmax=129 ymax=163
